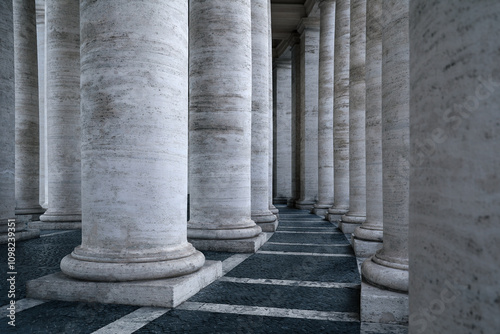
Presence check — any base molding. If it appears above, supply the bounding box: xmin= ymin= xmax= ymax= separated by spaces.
xmin=188 ymin=233 xmax=266 ymax=253
xmin=338 ymin=221 xmax=361 ymax=234
xmin=352 ymin=237 xmax=383 ymax=258
xmin=27 ymin=261 xmax=222 ymax=308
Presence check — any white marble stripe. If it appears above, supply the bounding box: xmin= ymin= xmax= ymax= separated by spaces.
xmin=222 ymin=254 xmax=253 ymax=275
xmin=40 ymin=230 xmax=75 ymax=238
xmin=91 ymin=307 xmax=169 ymax=334
xmin=266 ymin=242 xmax=350 ymax=247
xmin=257 ymin=250 xmax=354 ymax=257
xmin=0 ymin=298 xmax=47 ymax=317
xmin=278 ymin=226 xmax=335 ymax=229
xmin=219 ymin=276 xmax=360 ymax=289
xmin=177 ymin=302 xmax=359 ymax=322
xmin=275 ymin=231 xmax=342 ymax=234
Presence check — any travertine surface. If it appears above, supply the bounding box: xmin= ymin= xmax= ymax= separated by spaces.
xmin=409 ymin=1 xmax=500 ymax=332
xmin=328 ymin=0 xmax=350 ymax=217
xmin=188 ymin=0 xmax=262 ymax=247
xmin=273 ymin=60 xmax=292 ymax=204
xmin=353 ymin=0 xmax=383 ymax=255
xmin=61 ymin=0 xmax=204 ymax=281
xmin=13 ymin=0 xmax=44 ymax=216
xmin=296 ymin=19 xmax=320 ymax=210
xmin=313 ymin=0 xmax=336 ymax=217
xmin=40 ymin=0 xmax=81 ymax=224
xmin=362 ymin=0 xmax=410 ymax=293
xmin=251 ymin=0 xmax=276 ymax=227
xmin=341 ymin=0 xmax=365 ymax=226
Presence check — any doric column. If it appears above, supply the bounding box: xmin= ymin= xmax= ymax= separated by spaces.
xmin=38 ymin=0 xmax=81 ymax=228
xmin=273 ymin=59 xmax=292 ymax=205
xmin=339 ymin=0 xmax=366 ymax=233
xmin=13 ymin=0 xmax=44 ymax=220
xmin=352 ymin=0 xmax=383 ymax=257
xmin=409 ymin=2 xmax=500 ymax=332
xmin=188 ymin=0 xmax=264 ymax=252
xmin=59 ymin=0 xmax=205 ymax=282
xmin=295 ymin=19 xmax=320 ymax=211
xmin=250 ymin=0 xmax=277 ymax=232
xmin=328 ymin=0 xmax=350 ymax=220
xmin=287 ymin=35 xmax=302 ymax=208
xmin=361 ymin=0 xmax=409 ymax=323
xmin=35 ymin=0 xmax=47 ymax=209
xmin=313 ymin=0 xmax=336 ymax=217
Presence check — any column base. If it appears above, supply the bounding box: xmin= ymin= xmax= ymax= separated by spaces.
xmin=295 ymin=200 xmax=315 ymax=210
xmin=27 ymin=260 xmax=222 ymax=308
xmin=352 ymin=237 xmax=383 ymax=258
xmin=269 ymin=205 xmax=279 ymax=218
xmin=327 ymin=207 xmax=349 ymax=222
xmin=256 ymin=220 xmax=279 ymax=232
xmin=252 ymin=211 xmax=278 ymax=232
xmin=15 ymin=213 xmax=44 ymax=223
xmin=188 ymin=233 xmax=266 ymax=253
xmin=0 ymin=220 xmax=40 ymax=244
xmin=311 ymin=203 xmax=332 ymax=218
xmin=40 ymin=211 xmax=81 ymax=222
xmin=339 ymin=214 xmax=365 ymax=234
xmin=15 ymin=206 xmax=45 ymax=216
xmin=361 ymin=281 xmax=408 ymax=324
xmin=29 ymin=221 xmax=82 ymax=230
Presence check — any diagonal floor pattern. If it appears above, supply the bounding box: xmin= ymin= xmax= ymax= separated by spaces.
xmin=0 ymin=205 xmax=407 ymax=333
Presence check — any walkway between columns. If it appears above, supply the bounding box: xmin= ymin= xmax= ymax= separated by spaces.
xmin=0 ymin=206 xmax=407 ymax=333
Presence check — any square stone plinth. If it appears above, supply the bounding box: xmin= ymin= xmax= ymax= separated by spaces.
xmin=188 ymin=233 xmax=267 ymax=253
xmin=352 ymin=237 xmax=383 ymax=258
xmin=26 ymin=260 xmax=222 ymax=308
xmin=256 ymin=220 xmax=279 ymax=232
xmin=339 ymin=221 xmax=361 ymax=234
xmin=361 ymin=282 xmax=409 ymax=324
xmin=29 ymin=221 xmax=82 ymax=230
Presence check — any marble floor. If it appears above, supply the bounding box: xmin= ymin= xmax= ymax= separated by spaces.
xmin=0 ymin=205 xmax=408 ymax=333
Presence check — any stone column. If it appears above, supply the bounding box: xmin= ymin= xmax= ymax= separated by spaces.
xmin=0 ymin=1 xmax=38 ymax=243
xmin=295 ymin=19 xmax=320 ymax=211
xmin=339 ymin=0 xmax=366 ymax=233
xmin=58 ymin=0 xmax=206 ymax=283
xmin=250 ymin=0 xmax=276 ymax=232
xmin=352 ymin=0 xmax=383 ymax=257
xmin=327 ymin=0 xmax=350 ymax=220
xmin=188 ymin=0 xmax=264 ymax=253
xmin=14 ymin=0 xmax=44 ymax=220
xmin=361 ymin=0 xmax=409 ymax=324
xmin=35 ymin=0 xmax=47 ymax=209
xmin=273 ymin=59 xmax=292 ymax=205
xmin=313 ymin=0 xmax=336 ymax=217
xmin=37 ymin=0 xmax=81 ymax=229
xmin=288 ymin=35 xmax=302 ymax=208
xmin=409 ymin=1 xmax=500 ymax=332
xmin=268 ymin=1 xmax=279 ymax=218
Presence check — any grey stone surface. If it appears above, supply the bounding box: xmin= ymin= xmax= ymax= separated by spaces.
xmin=360 ymin=282 xmax=408 ymax=324
xmin=296 ymin=19 xmax=320 ymax=211
xmin=189 ymin=233 xmax=266 ymax=253
xmin=28 ymin=261 xmax=222 ymax=308
xmin=362 ymin=0 xmax=410 ymax=295
xmin=251 ymin=0 xmax=276 ymax=229
xmin=13 ymin=0 xmax=44 ymax=216
xmin=40 ymin=0 xmax=81 ymax=225
xmin=409 ymin=1 xmax=500 ymax=333
xmin=29 ymin=220 xmax=81 ymax=230
xmin=273 ymin=59 xmax=292 ymax=205
xmin=60 ymin=0 xmax=205 ymax=282
xmin=188 ymin=0 xmax=263 ymax=248
xmin=328 ymin=0 xmax=350 ymax=218
xmin=0 ymin=0 xmax=16 ymax=226
xmin=353 ymin=0 xmax=383 ymax=254
xmin=341 ymin=0 xmax=366 ymax=226
xmin=313 ymin=0 xmax=335 ymax=216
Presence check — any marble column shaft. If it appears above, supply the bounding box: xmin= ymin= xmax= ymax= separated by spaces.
xmin=288 ymin=37 xmax=302 ymax=208
xmin=353 ymin=0 xmax=383 ymax=252
xmin=362 ymin=0 xmax=410 ymax=293
xmin=0 ymin=0 xmax=16 ymax=224
xmin=296 ymin=20 xmax=320 ymax=210
xmin=251 ymin=0 xmax=276 ymax=227
xmin=13 ymin=0 xmax=44 ymax=216
xmin=328 ymin=0 xmax=350 ymax=218
xmin=341 ymin=0 xmax=366 ymax=226
xmin=273 ymin=60 xmax=292 ymax=204
xmin=188 ymin=0 xmax=262 ymax=244
xmin=40 ymin=0 xmax=81 ymax=224
xmin=314 ymin=0 xmax=336 ymax=216
xmin=409 ymin=1 xmax=500 ymax=332
xmin=61 ymin=0 xmax=204 ymax=281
